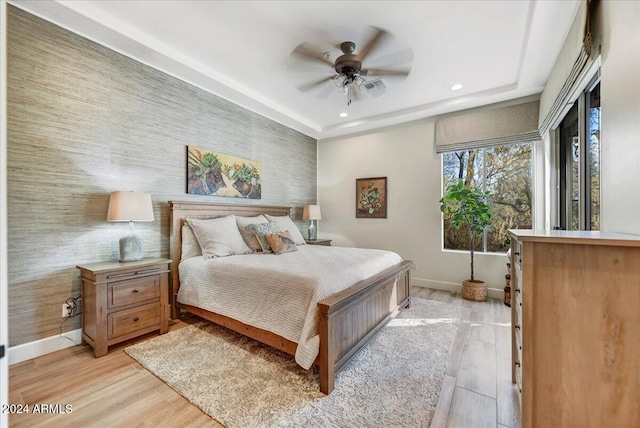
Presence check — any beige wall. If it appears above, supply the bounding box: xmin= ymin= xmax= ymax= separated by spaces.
xmin=317 ymin=120 xmax=508 ymax=293
xmin=600 ymin=0 xmax=640 ymax=234
xmin=6 ymin=7 xmax=317 ymax=346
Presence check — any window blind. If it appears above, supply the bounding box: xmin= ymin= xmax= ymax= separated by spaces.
xmin=434 ymin=99 xmax=540 ymax=154
xmin=538 ymin=0 xmax=593 ymax=135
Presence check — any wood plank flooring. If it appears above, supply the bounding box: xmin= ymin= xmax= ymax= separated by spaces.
xmin=9 ymin=287 xmax=519 ymax=427
xmin=416 ymin=287 xmax=521 ymax=428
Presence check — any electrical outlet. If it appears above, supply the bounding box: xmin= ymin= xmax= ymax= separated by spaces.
xmin=62 ymin=303 xmax=72 ymax=318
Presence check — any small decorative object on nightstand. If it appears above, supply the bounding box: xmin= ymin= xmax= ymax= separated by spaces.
xmin=303 ymin=204 xmax=322 ymax=240
xmin=76 ymin=258 xmax=171 ymax=357
xmin=107 ymin=191 xmax=155 ymax=262
xmin=305 ymin=239 xmax=332 ymax=246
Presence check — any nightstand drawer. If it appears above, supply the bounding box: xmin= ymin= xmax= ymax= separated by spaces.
xmin=109 ymin=275 xmax=160 ymax=308
xmin=108 ymin=303 xmax=160 ymax=339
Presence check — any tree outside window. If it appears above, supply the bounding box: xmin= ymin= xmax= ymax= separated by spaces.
xmin=442 ymin=143 xmax=533 ymax=253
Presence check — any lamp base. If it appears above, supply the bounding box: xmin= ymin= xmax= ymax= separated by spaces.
xmin=119 ymin=232 xmax=143 ymax=262
xmin=308 ymin=220 xmax=317 ymax=241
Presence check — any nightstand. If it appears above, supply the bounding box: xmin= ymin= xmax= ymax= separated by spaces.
xmin=76 ymin=257 xmax=171 ymax=357
xmin=305 ymin=239 xmax=332 ymax=246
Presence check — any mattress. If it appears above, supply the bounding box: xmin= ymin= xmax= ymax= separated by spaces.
xmin=177 ymin=244 xmax=403 ymax=369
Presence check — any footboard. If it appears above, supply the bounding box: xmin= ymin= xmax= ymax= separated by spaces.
xmin=317 ymin=260 xmax=413 ymax=394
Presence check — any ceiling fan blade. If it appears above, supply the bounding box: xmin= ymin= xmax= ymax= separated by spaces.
xmin=361 ymin=68 xmax=410 ymax=77
xmin=357 ymin=27 xmax=388 ymax=61
xmin=364 ymin=48 xmax=414 ymax=68
xmin=290 ymin=43 xmax=334 ymax=67
xmin=296 ymin=76 xmax=334 ymax=92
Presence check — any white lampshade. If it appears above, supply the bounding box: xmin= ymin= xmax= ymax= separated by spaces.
xmin=107 ymin=191 xmax=154 ymax=222
xmin=303 ymin=205 xmax=322 ymax=221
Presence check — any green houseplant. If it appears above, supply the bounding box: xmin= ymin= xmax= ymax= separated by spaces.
xmin=439 ymin=181 xmax=494 ymax=301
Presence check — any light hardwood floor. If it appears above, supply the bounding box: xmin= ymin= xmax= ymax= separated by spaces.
xmin=9 ymin=287 xmax=519 ymax=427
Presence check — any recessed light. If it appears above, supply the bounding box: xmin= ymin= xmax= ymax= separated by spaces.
xmin=339 ymin=112 xmax=348 ymax=117
xmin=451 ymin=84 xmax=463 ymax=91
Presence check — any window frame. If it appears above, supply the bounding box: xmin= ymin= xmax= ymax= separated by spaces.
xmin=557 ymin=75 xmax=600 ymax=231
xmin=441 ymin=143 xmax=534 ymax=254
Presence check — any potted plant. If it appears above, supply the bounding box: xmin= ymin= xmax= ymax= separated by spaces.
xmin=439 ymin=180 xmax=494 ymax=302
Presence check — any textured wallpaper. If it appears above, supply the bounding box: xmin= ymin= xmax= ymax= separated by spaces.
xmin=6 ymin=6 xmax=317 ymax=346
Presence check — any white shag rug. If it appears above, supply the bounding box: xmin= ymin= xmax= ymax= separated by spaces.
xmin=125 ymin=298 xmax=461 ymax=427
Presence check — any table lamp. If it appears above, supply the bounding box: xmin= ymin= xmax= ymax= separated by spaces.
xmin=303 ymin=204 xmax=322 ymax=241
xmin=107 ymin=191 xmax=154 ymax=262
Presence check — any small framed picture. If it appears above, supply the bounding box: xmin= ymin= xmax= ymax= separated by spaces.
xmin=356 ymin=177 xmax=387 ymax=218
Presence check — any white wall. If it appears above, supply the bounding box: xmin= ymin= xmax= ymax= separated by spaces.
xmin=318 ymin=119 xmax=508 ymax=294
xmin=600 ymin=0 xmax=640 ymax=234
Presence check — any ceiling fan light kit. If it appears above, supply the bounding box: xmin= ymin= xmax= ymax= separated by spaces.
xmin=291 ymin=26 xmax=411 ymax=107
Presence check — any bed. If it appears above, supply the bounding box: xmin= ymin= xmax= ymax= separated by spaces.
xmin=169 ymin=201 xmax=413 ymax=394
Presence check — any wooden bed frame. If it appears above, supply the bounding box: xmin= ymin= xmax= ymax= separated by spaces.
xmin=169 ymin=201 xmax=413 ymax=394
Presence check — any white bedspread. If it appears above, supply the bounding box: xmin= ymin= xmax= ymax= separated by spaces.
xmin=177 ymin=245 xmax=403 ymax=369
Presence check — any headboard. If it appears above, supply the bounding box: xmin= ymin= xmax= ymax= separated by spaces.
xmin=168 ymin=201 xmax=292 ymax=318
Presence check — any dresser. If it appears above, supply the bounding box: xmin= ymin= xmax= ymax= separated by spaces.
xmin=508 ymin=230 xmax=640 ymax=427
xmin=77 ymin=258 xmax=171 ymax=357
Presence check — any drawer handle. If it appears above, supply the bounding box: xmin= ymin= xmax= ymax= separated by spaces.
xmin=133 ymin=289 xmax=139 ymax=293
xmin=515 ymin=325 xmax=521 ymax=330
xmin=133 ymin=317 xmax=140 ymax=322
xmin=519 ymin=302 xmax=522 ymax=307
xmin=515 ymin=361 xmax=521 ymax=367
xmin=519 ymin=345 xmax=522 ymax=350
xmin=515 ymin=288 xmax=521 ymax=293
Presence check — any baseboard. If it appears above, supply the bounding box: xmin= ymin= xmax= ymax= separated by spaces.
xmin=8 ymin=328 xmax=82 ymax=365
xmin=411 ymin=278 xmax=504 ymax=300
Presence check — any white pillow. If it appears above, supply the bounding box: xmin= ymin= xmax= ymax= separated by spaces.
xmin=264 ymin=214 xmax=306 ymax=246
xmin=186 ymin=215 xmax=253 ymax=258
xmin=235 ymin=215 xmax=268 ymax=251
xmin=180 ymin=223 xmax=202 ymax=261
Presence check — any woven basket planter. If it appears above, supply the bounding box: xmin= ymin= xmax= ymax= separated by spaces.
xmin=462 ymin=280 xmax=488 ymax=302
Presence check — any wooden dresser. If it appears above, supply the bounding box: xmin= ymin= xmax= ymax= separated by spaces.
xmin=77 ymin=258 xmax=171 ymax=357
xmin=508 ymin=230 xmax=640 ymax=427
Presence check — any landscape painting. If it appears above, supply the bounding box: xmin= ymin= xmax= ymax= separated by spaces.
xmin=187 ymin=146 xmax=262 ymax=199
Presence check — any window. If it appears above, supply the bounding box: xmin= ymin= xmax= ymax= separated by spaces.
xmin=557 ymin=80 xmax=600 ymax=231
xmin=442 ymin=143 xmax=533 ymax=253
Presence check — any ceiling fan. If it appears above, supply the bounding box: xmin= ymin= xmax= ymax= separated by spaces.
xmin=291 ymin=27 xmax=412 ymax=106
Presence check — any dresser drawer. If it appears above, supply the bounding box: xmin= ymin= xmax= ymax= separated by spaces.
xmin=108 ymin=275 xmax=160 ymax=308
xmin=108 ymin=303 xmax=160 ymax=339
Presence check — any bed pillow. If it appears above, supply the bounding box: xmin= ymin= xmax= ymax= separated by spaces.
xmin=264 ymin=214 xmax=306 ymax=246
xmin=180 ymin=223 xmax=202 ymax=261
xmin=187 ymin=215 xmax=253 ymax=258
xmin=235 ymin=215 xmax=268 ymax=251
xmin=266 ymin=231 xmax=298 ymax=255
xmin=246 ymin=223 xmax=282 ymax=253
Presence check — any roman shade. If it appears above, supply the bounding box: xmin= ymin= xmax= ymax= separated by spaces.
xmin=434 ymin=99 xmax=541 ymax=154
xmin=538 ymin=0 xmax=594 ymax=135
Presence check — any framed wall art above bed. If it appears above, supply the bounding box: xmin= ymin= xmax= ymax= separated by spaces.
xmin=187 ymin=146 xmax=261 ymax=199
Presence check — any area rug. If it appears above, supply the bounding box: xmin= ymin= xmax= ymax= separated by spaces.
xmin=125 ymin=298 xmax=461 ymax=427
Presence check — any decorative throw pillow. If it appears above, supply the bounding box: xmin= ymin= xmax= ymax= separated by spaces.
xmin=264 ymin=214 xmax=306 ymax=246
xmin=235 ymin=215 xmax=268 ymax=251
xmin=180 ymin=223 xmax=202 ymax=261
xmin=186 ymin=215 xmax=253 ymax=259
xmin=246 ymin=223 xmax=282 ymax=253
xmin=266 ymin=231 xmax=298 ymax=255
